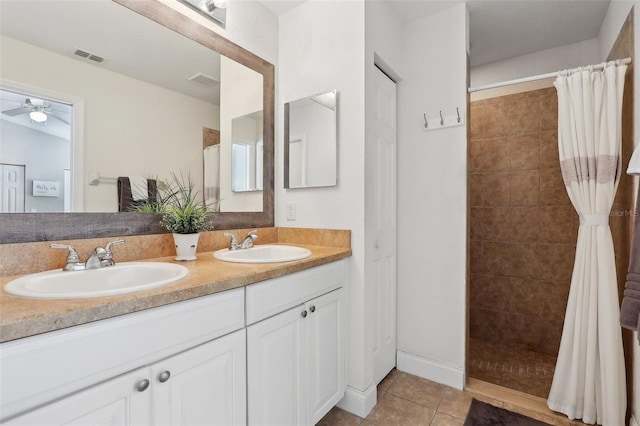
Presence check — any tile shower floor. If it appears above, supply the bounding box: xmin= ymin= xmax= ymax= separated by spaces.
xmin=319 ymin=369 xmax=587 ymax=426
xmin=468 ymin=338 xmax=557 ymax=399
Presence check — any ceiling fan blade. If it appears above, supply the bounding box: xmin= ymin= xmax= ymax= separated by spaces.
xmin=48 ymin=113 xmax=70 ymax=125
xmin=46 ymin=106 xmax=69 ymax=114
xmin=2 ymin=106 xmax=30 ymax=116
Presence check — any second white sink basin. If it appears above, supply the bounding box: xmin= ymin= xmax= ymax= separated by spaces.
xmin=4 ymin=262 xmax=189 ymax=300
xmin=213 ymin=245 xmax=312 ymax=264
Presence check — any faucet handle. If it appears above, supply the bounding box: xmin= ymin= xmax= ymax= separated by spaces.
xmin=51 ymin=244 xmax=84 ymax=271
xmin=105 ymin=239 xmax=125 ymax=254
xmin=50 ymin=244 xmax=80 ymax=262
xmin=224 ymin=232 xmax=239 ymax=249
xmin=98 ymin=240 xmax=125 ymax=267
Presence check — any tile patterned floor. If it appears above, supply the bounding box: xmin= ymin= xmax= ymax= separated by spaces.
xmin=468 ymin=338 xmax=556 ymax=398
xmin=318 ymin=369 xmax=588 ymax=426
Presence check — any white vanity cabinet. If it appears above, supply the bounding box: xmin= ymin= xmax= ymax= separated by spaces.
xmin=246 ymin=260 xmax=347 ymax=426
xmin=1 ymin=258 xmax=348 ymax=426
xmin=5 ymin=367 xmax=152 ymax=425
xmin=1 ymin=288 xmax=246 ymax=425
xmin=6 ymin=330 xmax=246 ymax=426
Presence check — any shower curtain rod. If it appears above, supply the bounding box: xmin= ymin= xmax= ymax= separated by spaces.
xmin=467 ymin=57 xmax=632 ymax=93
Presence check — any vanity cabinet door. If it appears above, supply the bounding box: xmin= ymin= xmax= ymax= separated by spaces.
xmin=4 ymin=367 xmax=151 ymax=425
xmin=152 ymin=329 xmax=246 ymax=426
xmin=247 ymin=305 xmax=306 ymax=426
xmin=306 ymin=288 xmax=345 ymax=425
xmin=247 ymin=288 xmax=345 ymax=426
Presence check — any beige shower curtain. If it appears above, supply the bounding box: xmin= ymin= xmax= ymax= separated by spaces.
xmin=547 ymin=62 xmax=627 ymax=425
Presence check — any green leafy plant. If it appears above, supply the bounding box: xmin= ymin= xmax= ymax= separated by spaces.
xmin=160 ymin=172 xmax=215 ymax=234
xmin=130 ymin=181 xmax=174 ymax=213
xmin=134 ymin=172 xmax=215 ymax=234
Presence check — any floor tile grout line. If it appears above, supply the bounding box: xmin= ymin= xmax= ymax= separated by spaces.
xmin=384 ymin=387 xmax=450 ymax=417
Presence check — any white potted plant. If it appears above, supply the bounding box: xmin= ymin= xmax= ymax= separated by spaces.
xmin=159 ymin=173 xmax=214 ymax=260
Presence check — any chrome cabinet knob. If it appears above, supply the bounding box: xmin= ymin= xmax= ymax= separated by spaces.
xmin=309 ymin=305 xmax=316 ymax=313
xmin=136 ymin=379 xmax=150 ymax=392
xmin=158 ymin=370 xmax=171 ymax=383
xmin=301 ymin=310 xmax=308 ymax=318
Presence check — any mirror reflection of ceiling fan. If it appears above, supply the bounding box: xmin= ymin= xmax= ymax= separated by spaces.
xmin=2 ymin=98 xmax=69 ymax=125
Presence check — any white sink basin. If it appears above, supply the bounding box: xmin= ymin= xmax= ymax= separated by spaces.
xmin=4 ymin=262 xmax=189 ymax=300
xmin=213 ymin=245 xmax=312 ymax=264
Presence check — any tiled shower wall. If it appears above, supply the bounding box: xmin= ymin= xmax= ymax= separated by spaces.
xmin=468 ymin=87 xmax=576 ymax=357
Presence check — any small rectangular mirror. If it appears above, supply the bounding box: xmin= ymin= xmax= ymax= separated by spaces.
xmin=284 ymin=90 xmax=337 ymax=189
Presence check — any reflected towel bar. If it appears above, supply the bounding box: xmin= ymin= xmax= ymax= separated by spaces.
xmin=88 ymin=173 xmax=117 ymax=186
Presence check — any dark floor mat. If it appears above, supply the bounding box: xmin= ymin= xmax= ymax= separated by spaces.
xmin=463 ymin=398 xmax=552 ymax=426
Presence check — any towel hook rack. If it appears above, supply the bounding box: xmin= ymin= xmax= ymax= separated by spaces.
xmin=422 ymin=107 xmax=465 ymax=132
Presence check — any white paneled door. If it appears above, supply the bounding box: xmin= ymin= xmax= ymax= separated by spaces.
xmin=0 ymin=164 xmax=25 ymax=213
xmin=247 ymin=304 xmax=306 ymax=426
xmin=371 ymin=66 xmax=397 ymax=385
xmin=152 ymin=330 xmax=247 ymax=426
xmin=306 ymin=289 xmax=344 ymax=424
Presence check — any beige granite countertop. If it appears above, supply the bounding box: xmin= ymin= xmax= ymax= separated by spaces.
xmin=0 ymin=244 xmax=351 ymax=343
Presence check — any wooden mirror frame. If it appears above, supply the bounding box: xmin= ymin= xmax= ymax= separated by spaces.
xmin=0 ymin=0 xmax=274 ymax=244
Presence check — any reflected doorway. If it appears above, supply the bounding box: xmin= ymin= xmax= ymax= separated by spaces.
xmin=0 ymin=86 xmax=73 ymax=212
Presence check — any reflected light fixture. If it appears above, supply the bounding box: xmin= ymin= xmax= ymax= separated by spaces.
xmin=29 ymin=109 xmax=47 ymax=123
xmin=178 ymin=0 xmax=227 ymax=28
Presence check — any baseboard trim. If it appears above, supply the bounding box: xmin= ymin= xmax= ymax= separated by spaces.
xmin=336 ymin=384 xmax=377 ymax=418
xmin=397 ymin=350 xmax=465 ymax=389
xmin=630 ymin=414 xmax=639 ymax=426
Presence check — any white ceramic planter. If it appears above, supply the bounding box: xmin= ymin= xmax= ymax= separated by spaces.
xmin=172 ymin=232 xmax=200 ymax=261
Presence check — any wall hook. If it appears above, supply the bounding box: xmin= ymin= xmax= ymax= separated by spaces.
xmin=423 ymin=113 xmax=429 ymax=129
xmin=456 ymin=107 xmax=461 ymax=123
xmin=439 ymin=110 xmax=444 ymax=126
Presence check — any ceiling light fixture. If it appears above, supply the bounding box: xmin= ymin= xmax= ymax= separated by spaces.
xmin=29 ymin=110 xmax=47 ymax=123
xmin=178 ymin=0 xmax=226 ymax=28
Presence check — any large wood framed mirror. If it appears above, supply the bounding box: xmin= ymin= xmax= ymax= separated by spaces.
xmin=0 ymin=0 xmax=274 ymax=243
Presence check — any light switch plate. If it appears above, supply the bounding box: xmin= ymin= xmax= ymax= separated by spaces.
xmin=286 ymin=203 xmax=296 ymax=221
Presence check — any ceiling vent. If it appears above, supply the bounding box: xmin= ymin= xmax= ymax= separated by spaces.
xmin=187 ymin=72 xmax=219 ymax=87
xmin=74 ymin=49 xmax=105 ymax=64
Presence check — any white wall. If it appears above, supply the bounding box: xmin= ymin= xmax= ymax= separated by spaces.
xmin=1 ymin=35 xmax=219 ymax=212
xmin=396 ymin=4 xmax=468 ymax=389
xmin=277 ymin=0 xmax=368 ymax=409
xmin=470 ymin=38 xmax=601 ymax=88
xmin=1 ymin=121 xmax=69 ymax=212
xmin=219 ymin=56 xmax=263 ymax=211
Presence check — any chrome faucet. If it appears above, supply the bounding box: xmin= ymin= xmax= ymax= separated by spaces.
xmin=223 ymin=230 xmax=258 ymax=250
xmin=240 ymin=230 xmax=258 ymax=249
xmin=51 ymin=240 xmax=125 ymax=271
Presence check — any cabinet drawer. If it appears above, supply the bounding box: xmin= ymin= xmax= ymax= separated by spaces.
xmin=246 ymin=260 xmax=347 ymax=325
xmin=1 ymin=287 xmax=244 ymax=421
